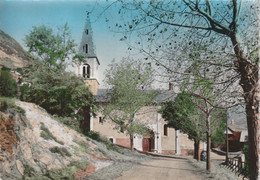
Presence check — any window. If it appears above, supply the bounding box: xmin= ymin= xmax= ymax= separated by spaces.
xmin=99 ymin=117 xmax=103 ymax=124
xmin=164 ymin=125 xmax=168 ymax=136
xmin=87 ymin=65 xmax=90 ymax=78
xmin=109 ymin=138 xmax=114 ymax=143
xmin=83 ymin=64 xmax=90 ymax=78
xmin=85 ymin=44 xmax=88 ymax=53
xmin=85 ymin=29 xmax=88 ymax=35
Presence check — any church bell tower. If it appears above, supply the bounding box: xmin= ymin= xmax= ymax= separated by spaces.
xmin=78 ymin=15 xmax=100 ymax=95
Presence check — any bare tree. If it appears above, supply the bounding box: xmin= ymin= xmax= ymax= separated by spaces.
xmin=102 ymin=0 xmax=259 ymax=178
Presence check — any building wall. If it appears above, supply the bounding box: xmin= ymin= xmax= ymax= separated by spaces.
xmin=161 ymin=124 xmax=176 ymax=154
xmin=92 ymin=105 xmax=204 ymax=155
xmin=92 ymin=110 xmax=129 ymax=139
xmin=135 ymin=106 xmax=162 ymax=153
xmin=84 ymin=79 xmax=99 ymax=95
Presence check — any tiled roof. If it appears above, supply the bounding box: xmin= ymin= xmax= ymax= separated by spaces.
xmin=228 ymin=124 xmax=247 ymax=132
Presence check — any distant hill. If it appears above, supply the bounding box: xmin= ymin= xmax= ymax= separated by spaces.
xmin=0 ymin=29 xmax=30 ymax=69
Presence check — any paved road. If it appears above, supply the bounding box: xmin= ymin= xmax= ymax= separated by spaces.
xmin=116 ymin=156 xmax=205 ymax=180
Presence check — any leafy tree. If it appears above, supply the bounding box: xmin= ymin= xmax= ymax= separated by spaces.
xmin=21 ymin=59 xmax=97 ymax=121
xmin=24 ymin=23 xmax=81 ymax=69
xmin=161 ymin=91 xmax=226 ymax=161
xmin=0 ymin=69 xmax=17 ymax=97
xmin=103 ymin=59 xmax=158 ymax=151
xmin=103 ymin=1 xmax=259 ymax=177
xmin=211 ymin=111 xmax=226 ymax=145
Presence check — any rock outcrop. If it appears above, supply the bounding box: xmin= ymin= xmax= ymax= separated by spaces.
xmin=0 ymin=101 xmax=112 ymax=179
xmin=0 ymin=29 xmax=30 ymax=69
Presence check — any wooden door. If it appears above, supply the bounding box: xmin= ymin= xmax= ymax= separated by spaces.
xmin=143 ymin=138 xmax=150 ymax=152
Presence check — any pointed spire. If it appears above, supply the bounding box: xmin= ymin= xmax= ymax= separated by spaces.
xmin=78 ymin=15 xmax=97 ymax=58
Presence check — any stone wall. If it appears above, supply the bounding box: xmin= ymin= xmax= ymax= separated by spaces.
xmin=116 ymin=138 xmax=131 ymax=148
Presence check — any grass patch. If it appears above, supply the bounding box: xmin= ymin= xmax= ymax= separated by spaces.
xmin=51 ymin=115 xmax=124 ymax=154
xmin=22 ymin=165 xmax=36 ymax=179
xmin=40 ymin=122 xmax=64 ymax=145
xmin=85 ymin=131 xmax=123 ymax=154
xmin=22 ymin=161 xmax=89 ymax=180
xmin=73 ymin=141 xmax=88 ymax=153
xmin=49 ymin=146 xmax=71 ymax=157
xmin=51 ymin=115 xmax=81 ymax=132
xmin=0 ymin=97 xmax=25 ymax=114
xmin=97 ymin=148 xmax=106 ymax=155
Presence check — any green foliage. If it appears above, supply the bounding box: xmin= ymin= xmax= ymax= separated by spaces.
xmin=211 ymin=120 xmax=226 ymax=144
xmin=104 ymin=60 xmax=158 ymax=136
xmin=84 ymin=131 xmax=123 ymax=154
xmin=52 ymin=115 xmax=81 ymax=133
xmin=0 ymin=99 xmax=8 ymax=112
xmin=0 ymin=97 xmax=25 ymax=114
xmin=211 ymin=109 xmax=227 ymax=144
xmin=40 ymin=122 xmax=64 ymax=145
xmin=49 ymin=146 xmax=71 ymax=157
xmin=24 ymin=23 xmax=78 ymax=69
xmin=16 ymin=68 xmax=23 ymax=74
xmin=126 ymin=123 xmax=149 ymax=136
xmin=161 ymin=91 xmax=198 ymax=139
xmin=73 ymin=141 xmax=88 ymax=153
xmin=21 ymin=59 xmax=97 ymax=118
xmin=242 ymin=145 xmax=250 ymax=177
xmin=22 ymin=161 xmax=89 ymax=180
xmin=0 ymin=69 xmax=17 ymax=97
xmin=23 ymin=165 xmax=36 ymax=179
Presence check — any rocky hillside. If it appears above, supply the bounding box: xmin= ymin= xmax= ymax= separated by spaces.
xmin=0 ymin=29 xmax=30 ymax=69
xmin=0 ymin=30 xmax=150 ymax=180
xmin=0 ymin=101 xmax=113 ymax=179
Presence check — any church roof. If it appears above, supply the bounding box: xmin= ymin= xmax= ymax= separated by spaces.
xmin=78 ymin=16 xmax=100 ymax=65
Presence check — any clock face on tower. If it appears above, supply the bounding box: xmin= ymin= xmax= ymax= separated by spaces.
xmin=85 ymin=29 xmax=88 ymax=35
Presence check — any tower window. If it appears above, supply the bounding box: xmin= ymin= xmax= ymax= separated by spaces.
xmin=85 ymin=44 xmax=88 ymax=53
xmin=164 ymin=125 xmax=168 ymax=136
xmin=85 ymin=29 xmax=88 ymax=35
xmin=83 ymin=64 xmax=90 ymax=78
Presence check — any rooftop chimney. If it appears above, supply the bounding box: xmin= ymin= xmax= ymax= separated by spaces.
xmin=169 ymin=83 xmax=173 ymax=90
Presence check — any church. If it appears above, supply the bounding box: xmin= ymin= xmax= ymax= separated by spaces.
xmin=74 ymin=16 xmax=204 ymax=155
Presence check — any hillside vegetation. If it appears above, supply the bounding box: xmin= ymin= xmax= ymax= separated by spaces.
xmin=0 ymin=29 xmax=149 ymax=179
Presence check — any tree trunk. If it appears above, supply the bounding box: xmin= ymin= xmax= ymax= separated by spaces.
xmin=226 ymin=115 xmax=229 ymax=165
xmin=194 ymin=139 xmax=200 ymax=161
xmin=230 ymin=34 xmax=259 ymax=180
xmin=130 ymin=135 xmax=134 ymax=151
xmin=206 ymin=130 xmax=211 ymax=171
xmin=205 ymin=103 xmax=211 ymax=171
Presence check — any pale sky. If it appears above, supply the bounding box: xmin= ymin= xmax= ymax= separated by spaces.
xmin=0 ymin=0 xmax=135 ymax=88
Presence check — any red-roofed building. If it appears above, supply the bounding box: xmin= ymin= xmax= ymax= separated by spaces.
xmin=224 ymin=122 xmax=247 ymax=152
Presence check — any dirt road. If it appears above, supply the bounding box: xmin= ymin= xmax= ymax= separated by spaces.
xmin=116 ymin=156 xmax=205 ymax=180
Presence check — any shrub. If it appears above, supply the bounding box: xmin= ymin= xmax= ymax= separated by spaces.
xmin=22 ymin=161 xmax=89 ymax=179
xmin=23 ymin=165 xmax=36 ymax=178
xmin=0 ymin=100 xmax=8 ymax=112
xmin=0 ymin=69 xmax=17 ymax=97
xmin=85 ymin=131 xmax=123 ymax=154
xmin=49 ymin=146 xmax=71 ymax=157
xmin=20 ymin=84 xmax=32 ymax=101
xmin=21 ymin=60 xmax=97 ymax=119
xmin=242 ymin=145 xmax=249 ymax=177
xmin=0 ymin=97 xmax=25 ymax=114
xmin=40 ymin=123 xmax=64 ymax=145
xmin=73 ymin=141 xmax=88 ymax=153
